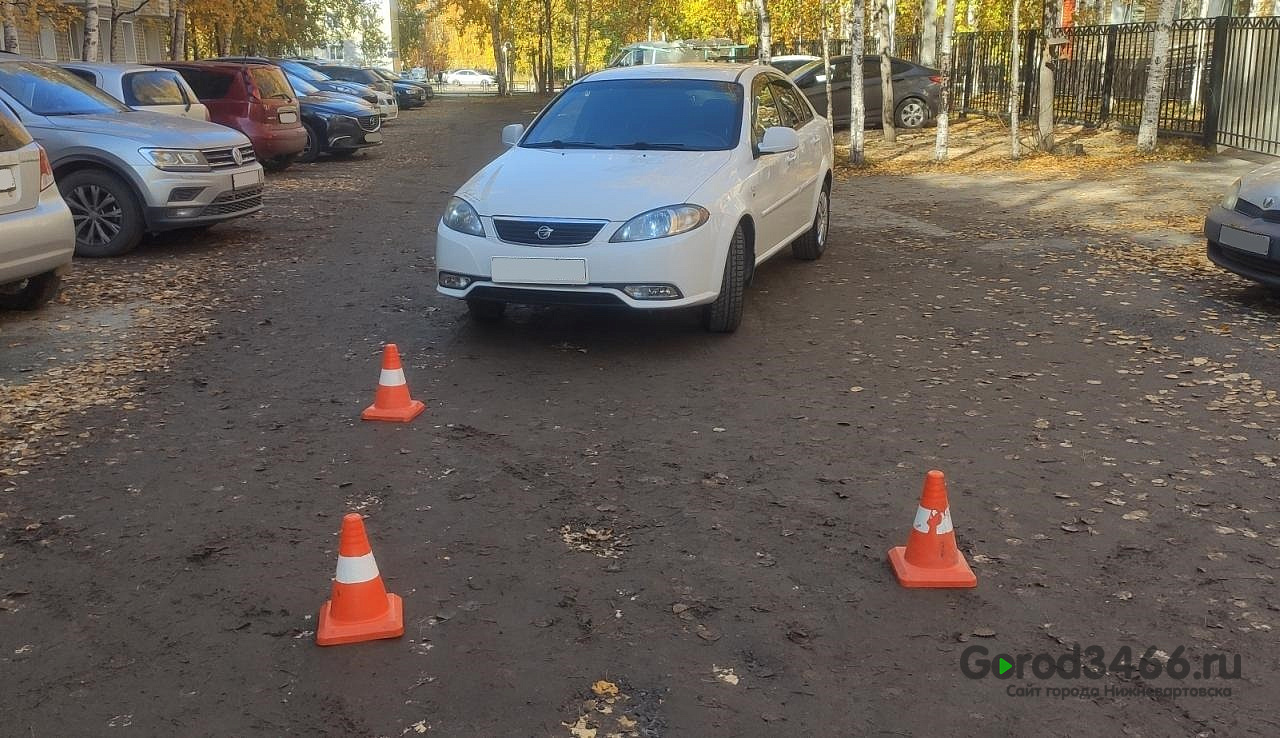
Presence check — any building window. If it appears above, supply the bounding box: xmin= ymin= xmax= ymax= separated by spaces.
xmin=144 ymin=25 xmax=162 ymax=61
xmin=69 ymin=21 xmax=84 ymax=60
xmin=38 ymin=21 xmax=58 ymax=60
xmin=120 ymin=21 xmax=137 ymax=62
xmin=98 ymin=18 xmax=110 ymax=61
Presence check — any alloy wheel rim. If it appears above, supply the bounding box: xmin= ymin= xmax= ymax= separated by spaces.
xmin=67 ymin=184 xmax=123 ymax=246
xmin=817 ymin=191 xmax=829 ymax=247
xmin=902 ymin=102 xmax=926 ymax=127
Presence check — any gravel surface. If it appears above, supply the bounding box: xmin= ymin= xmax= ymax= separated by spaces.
xmin=2 ymin=96 xmax=1277 ymax=737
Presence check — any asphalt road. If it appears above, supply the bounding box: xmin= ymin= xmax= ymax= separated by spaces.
xmin=2 ymin=95 xmax=1278 ymax=737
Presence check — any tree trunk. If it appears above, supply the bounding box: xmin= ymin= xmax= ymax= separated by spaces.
xmin=83 ymin=1 xmax=99 ymax=62
xmin=921 ymin=0 xmax=937 ymax=67
xmin=108 ymin=0 xmax=118 ymax=62
xmin=1037 ymin=0 xmax=1060 ymax=152
xmin=822 ymin=0 xmax=833 ymax=130
xmin=542 ymin=0 xmax=553 ymax=92
xmin=964 ymin=0 xmax=975 ymax=29
xmin=934 ymin=0 xmax=956 ymax=161
xmin=876 ymin=0 xmax=895 ymax=142
xmin=754 ymin=0 xmax=771 ymax=62
xmin=1137 ymin=0 xmax=1178 ymax=151
xmin=2 ymin=0 xmax=19 ymax=54
xmin=571 ymin=0 xmax=580 ymax=79
xmin=171 ymin=0 xmax=186 ymax=60
xmin=489 ymin=2 xmax=506 ymax=96
xmin=1010 ymin=0 xmax=1021 ymax=158
xmin=583 ymin=0 xmax=593 ymax=71
xmin=850 ymin=0 xmax=866 ymax=162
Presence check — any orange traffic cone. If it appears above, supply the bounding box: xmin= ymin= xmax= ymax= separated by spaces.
xmin=316 ymin=513 xmax=405 ymax=646
xmin=887 ymin=470 xmax=978 ymax=589
xmin=361 ymin=343 xmax=426 ymax=422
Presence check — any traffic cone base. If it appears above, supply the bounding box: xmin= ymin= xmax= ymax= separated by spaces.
xmin=887 ymin=545 xmax=977 ymax=588
xmin=887 ymin=470 xmax=978 ymax=589
xmin=317 ymin=592 xmax=404 ymax=646
xmin=361 ymin=398 xmax=425 ymax=422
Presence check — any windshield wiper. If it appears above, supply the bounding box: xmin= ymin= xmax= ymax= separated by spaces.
xmin=616 ymin=142 xmax=699 ymax=150
xmin=523 ymin=140 xmax=610 ymax=149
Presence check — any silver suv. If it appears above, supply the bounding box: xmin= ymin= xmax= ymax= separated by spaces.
xmin=0 ymin=54 xmax=266 ymax=257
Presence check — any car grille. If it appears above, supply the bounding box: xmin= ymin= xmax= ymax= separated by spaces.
xmin=203 ymin=186 xmax=263 ymax=217
xmin=204 ymin=145 xmax=258 ymax=169
xmin=493 ymin=218 xmax=606 ymax=246
xmin=357 ymin=114 xmax=380 ymax=132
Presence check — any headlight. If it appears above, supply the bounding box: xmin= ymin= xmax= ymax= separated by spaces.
xmin=611 ymin=205 xmax=709 ymax=242
xmin=1221 ymin=178 xmax=1242 ymax=210
xmin=442 ymin=197 xmax=485 ymax=237
xmin=141 ymin=148 xmax=210 ymax=172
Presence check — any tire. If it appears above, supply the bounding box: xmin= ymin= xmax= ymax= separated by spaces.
xmin=792 ymin=181 xmax=830 ymax=261
xmin=59 ymin=169 xmax=144 ymax=258
xmin=702 ymin=224 xmax=747 ymax=333
xmin=262 ymin=155 xmax=295 ymax=173
xmin=896 ymin=97 xmax=930 ymax=129
xmin=466 ymin=298 xmax=506 ymax=321
xmin=297 ymin=123 xmax=322 ymax=163
xmin=0 ymin=270 xmax=62 ymax=310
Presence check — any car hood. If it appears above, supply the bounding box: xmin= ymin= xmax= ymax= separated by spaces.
xmin=301 ymin=95 xmax=373 ymax=115
xmin=457 ymin=147 xmax=733 ymax=221
xmin=43 ymin=110 xmax=249 ymax=147
xmin=1237 ymin=160 xmax=1280 ymax=204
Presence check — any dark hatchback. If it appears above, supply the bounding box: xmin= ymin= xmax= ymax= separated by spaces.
xmin=285 ymin=74 xmax=382 ymax=163
xmin=311 ymin=64 xmax=428 ymax=109
xmin=373 ymin=67 xmax=433 ymax=103
xmin=218 ymin=57 xmax=385 ymax=107
xmin=790 ymin=55 xmax=942 ymax=129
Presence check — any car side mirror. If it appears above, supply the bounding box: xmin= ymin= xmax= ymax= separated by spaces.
xmin=757 ymin=126 xmax=799 ymax=155
xmin=501 ymin=123 xmax=525 ymax=147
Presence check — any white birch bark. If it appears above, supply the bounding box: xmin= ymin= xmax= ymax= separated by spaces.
xmin=1137 ymin=0 xmax=1179 ymax=151
xmin=851 ymin=0 xmax=866 ymax=162
xmin=934 ymin=0 xmax=956 ymax=161
xmin=877 ymin=0 xmax=896 ymax=142
xmin=1011 ymin=0 xmax=1021 ymax=158
xmin=921 ymin=0 xmax=937 ymax=66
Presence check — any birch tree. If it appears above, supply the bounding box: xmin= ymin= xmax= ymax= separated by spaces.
xmin=921 ymin=0 xmax=936 ymax=67
xmin=1037 ymin=0 xmax=1061 ymax=152
xmin=933 ymin=0 xmax=955 ymax=161
xmin=82 ymin=0 xmax=99 ymax=62
xmin=850 ymin=0 xmax=866 ymax=163
xmin=754 ymin=0 xmax=772 ymax=62
xmin=170 ymin=0 xmax=185 ymax=59
xmin=1136 ymin=0 xmax=1178 ymax=151
xmin=1010 ymin=0 xmax=1020 ymax=158
xmin=2 ymin=1 xmax=18 ymax=53
xmin=821 ymin=0 xmax=833 ymax=129
xmin=875 ymin=0 xmax=895 ymax=142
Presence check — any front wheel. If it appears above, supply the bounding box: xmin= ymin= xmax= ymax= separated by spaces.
xmin=791 ymin=181 xmax=830 ymax=260
xmin=262 ymin=155 xmax=295 ymax=173
xmin=59 ymin=169 xmax=144 ymax=257
xmin=702 ymin=224 xmax=747 ymax=333
xmin=896 ymin=97 xmax=930 ymax=129
xmin=297 ymin=123 xmax=322 ymax=163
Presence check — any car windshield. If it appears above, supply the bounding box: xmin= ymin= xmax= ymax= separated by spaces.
xmin=328 ymin=67 xmax=380 ymax=85
xmin=0 ymin=61 xmax=128 ymax=116
xmin=521 ymin=78 xmax=743 ymax=152
xmin=373 ymin=68 xmax=397 ymax=81
xmin=279 ymin=60 xmax=329 ymax=82
xmin=250 ymin=67 xmax=293 ymax=100
xmin=286 ymin=73 xmax=321 ymax=95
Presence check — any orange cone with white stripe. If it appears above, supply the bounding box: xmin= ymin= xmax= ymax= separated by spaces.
xmin=887 ymin=470 xmax=978 ymax=589
xmin=316 ymin=513 xmax=404 ymax=646
xmin=361 ymin=343 xmax=425 ymax=422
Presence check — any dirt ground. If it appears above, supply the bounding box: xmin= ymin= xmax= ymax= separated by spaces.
xmin=2 ymin=96 xmax=1279 ymax=737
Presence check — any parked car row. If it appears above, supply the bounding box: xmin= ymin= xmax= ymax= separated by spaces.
xmin=0 ymin=51 xmax=431 ymax=309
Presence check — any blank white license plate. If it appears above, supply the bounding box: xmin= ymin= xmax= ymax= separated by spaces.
xmin=278 ymin=111 xmax=298 ymax=124
xmin=0 ymin=168 xmax=14 ymax=193
xmin=364 ymin=131 xmax=383 ymax=143
xmin=1220 ymin=225 xmax=1271 ymax=255
xmin=491 ymin=257 xmax=588 ymax=285
xmin=233 ymin=170 xmax=261 ymax=189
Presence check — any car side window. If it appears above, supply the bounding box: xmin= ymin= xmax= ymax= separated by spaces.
xmin=831 ymin=61 xmax=851 ymax=84
xmin=65 ymin=68 xmax=95 ymax=85
xmin=770 ymin=79 xmax=811 ymax=128
xmin=752 ymin=78 xmax=781 ymax=145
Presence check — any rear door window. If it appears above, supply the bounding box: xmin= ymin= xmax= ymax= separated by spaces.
xmin=250 ymin=67 xmax=293 ymax=100
xmin=177 ymin=68 xmax=235 ymax=100
xmin=0 ymin=105 xmax=33 ymax=152
xmin=124 ymin=70 xmax=186 ymax=106
xmin=64 ymin=68 xmax=96 ymax=84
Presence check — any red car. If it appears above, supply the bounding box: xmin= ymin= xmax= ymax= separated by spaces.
xmin=160 ymin=61 xmax=306 ymax=171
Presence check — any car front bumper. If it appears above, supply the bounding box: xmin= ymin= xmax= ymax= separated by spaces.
xmin=0 ymin=184 xmax=75 ymax=285
xmin=135 ymin=162 xmax=267 ymax=231
xmin=1205 ymin=205 xmax=1280 ymax=289
xmin=380 ymin=101 xmax=399 ymax=120
xmin=327 ymin=118 xmax=384 ymax=152
xmin=434 ymin=218 xmax=726 ymax=309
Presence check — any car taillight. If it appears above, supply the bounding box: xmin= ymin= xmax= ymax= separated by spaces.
xmin=929 ymin=75 xmax=943 ymax=84
xmin=37 ymin=144 xmax=55 ymax=191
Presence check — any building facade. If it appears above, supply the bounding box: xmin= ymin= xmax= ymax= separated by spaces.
xmin=7 ymin=0 xmax=173 ymax=63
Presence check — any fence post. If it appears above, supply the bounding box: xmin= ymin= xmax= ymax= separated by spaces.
xmin=1099 ymin=25 xmax=1118 ymax=124
xmin=1202 ymin=15 xmax=1230 ymax=149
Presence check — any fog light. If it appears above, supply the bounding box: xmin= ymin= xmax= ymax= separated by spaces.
xmin=169 ymin=207 xmax=202 ymax=218
xmin=623 ymin=284 xmax=682 ymax=300
xmin=439 ymin=272 xmax=472 ymax=289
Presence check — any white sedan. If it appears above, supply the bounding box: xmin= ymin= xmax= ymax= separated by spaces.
xmin=435 ymin=63 xmax=834 ymax=332
xmin=444 ymin=69 xmax=494 ymax=86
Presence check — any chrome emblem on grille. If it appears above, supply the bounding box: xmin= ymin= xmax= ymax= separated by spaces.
xmin=535 ymin=225 xmax=554 ymax=240
xmin=232 ymin=148 xmax=244 ymax=166
xmin=1264 ymin=197 xmax=1275 ymax=209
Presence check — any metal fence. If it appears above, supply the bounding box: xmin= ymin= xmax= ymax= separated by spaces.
xmin=899 ymin=16 xmax=1280 ymax=155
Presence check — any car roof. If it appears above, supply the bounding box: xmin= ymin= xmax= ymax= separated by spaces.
xmin=61 ymin=62 xmax=176 ymax=73
xmin=584 ymin=63 xmax=761 ymax=83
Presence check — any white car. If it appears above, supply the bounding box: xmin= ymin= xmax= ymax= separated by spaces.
xmin=1 ymin=104 xmax=74 ymax=309
xmin=445 ymin=69 xmax=494 ymax=86
xmin=60 ymin=62 xmax=210 ymax=121
xmin=436 ymin=63 xmax=834 ymax=332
